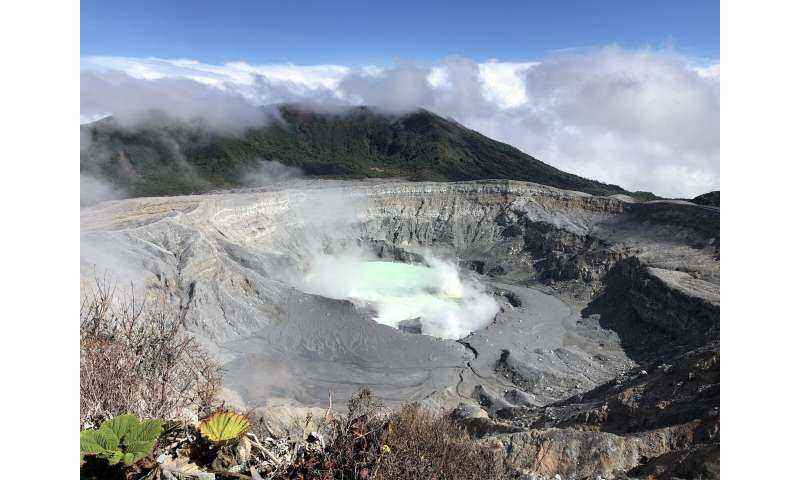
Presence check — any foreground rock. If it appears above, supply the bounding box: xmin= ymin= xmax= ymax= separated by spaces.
xmin=464 ymin=259 xmax=720 ymax=479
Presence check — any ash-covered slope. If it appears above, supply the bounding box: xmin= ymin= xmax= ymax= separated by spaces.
xmin=80 ymin=105 xmax=648 ymax=199
xmin=80 ymin=178 xmax=719 ymax=479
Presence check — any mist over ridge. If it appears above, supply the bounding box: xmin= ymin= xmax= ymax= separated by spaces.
xmin=81 ymin=103 xmax=651 ymax=208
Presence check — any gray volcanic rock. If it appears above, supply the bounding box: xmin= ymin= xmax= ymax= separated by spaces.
xmin=476 ymin=260 xmax=720 ymax=478
xmin=582 ymin=257 xmax=719 ymax=362
xmin=397 ymin=317 xmax=423 ymax=334
xmin=80 ymin=178 xmax=720 ymax=478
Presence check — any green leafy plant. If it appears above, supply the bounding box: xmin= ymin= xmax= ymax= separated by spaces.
xmin=198 ymin=411 xmax=250 ymax=444
xmin=80 ymin=414 xmax=164 ymax=466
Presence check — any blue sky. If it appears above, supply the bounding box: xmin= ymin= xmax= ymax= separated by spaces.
xmin=81 ymin=0 xmax=719 ymax=65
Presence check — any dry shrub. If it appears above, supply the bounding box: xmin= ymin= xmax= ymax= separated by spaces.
xmin=282 ymin=388 xmax=506 ymax=480
xmin=376 ymin=403 xmax=505 ymax=480
xmin=80 ymin=279 xmax=222 ymax=426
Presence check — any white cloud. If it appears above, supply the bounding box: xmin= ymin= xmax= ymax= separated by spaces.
xmin=339 ymin=63 xmax=436 ymax=113
xmin=81 ymin=47 xmax=719 ymax=197
xmin=478 ymin=60 xmax=537 ymax=108
xmin=512 ymin=47 xmax=720 ymax=196
xmin=80 ymin=70 xmax=271 ymax=134
xmin=82 ymin=56 xmax=352 ymax=89
xmin=694 ymin=63 xmax=721 ymax=79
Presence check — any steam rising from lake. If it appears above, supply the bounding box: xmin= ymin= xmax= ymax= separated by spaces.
xmin=299 ymin=257 xmax=498 ymax=339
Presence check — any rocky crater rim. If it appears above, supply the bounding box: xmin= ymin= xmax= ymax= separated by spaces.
xmin=80 ymin=177 xmax=719 ymax=413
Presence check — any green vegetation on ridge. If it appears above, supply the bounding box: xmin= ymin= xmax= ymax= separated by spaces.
xmin=691 ymin=190 xmax=720 ymax=207
xmin=81 ymin=104 xmax=648 ymax=200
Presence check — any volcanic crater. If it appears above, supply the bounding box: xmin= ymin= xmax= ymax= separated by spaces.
xmin=80 ymin=178 xmax=719 ymax=478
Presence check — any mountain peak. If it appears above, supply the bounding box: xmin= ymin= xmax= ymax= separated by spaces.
xmin=82 ymin=104 xmax=646 ymax=199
